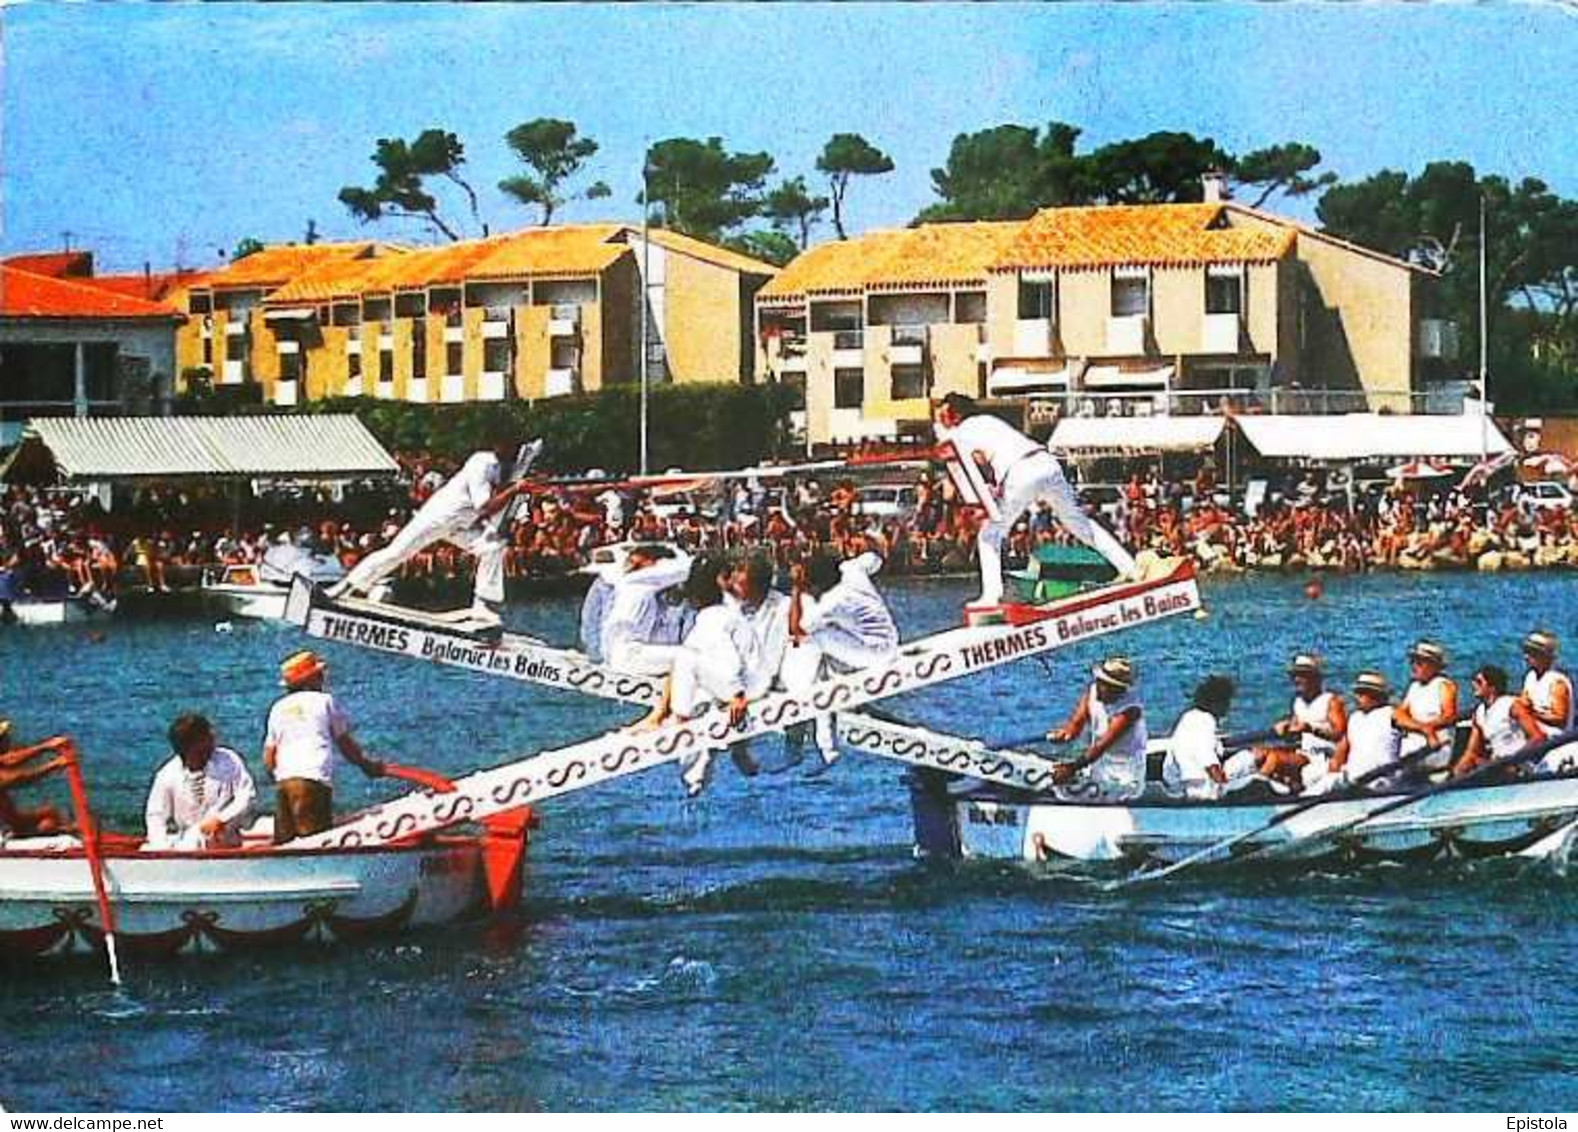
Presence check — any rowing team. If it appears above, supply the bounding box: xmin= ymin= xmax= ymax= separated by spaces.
xmin=578 ymin=539 xmax=900 ymax=796
xmin=1043 ymin=630 xmax=1577 ymax=802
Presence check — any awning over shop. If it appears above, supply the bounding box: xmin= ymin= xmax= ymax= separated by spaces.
xmin=262 ymin=307 xmax=315 ymax=321
xmin=988 ymin=365 xmax=1074 ymax=395
xmin=0 ymin=414 xmax=400 ymax=483
xmin=1082 ymin=364 xmax=1174 ymax=388
xmin=1234 ymin=413 xmax=1513 ymax=462
xmin=1049 ymin=415 xmax=1226 ymax=456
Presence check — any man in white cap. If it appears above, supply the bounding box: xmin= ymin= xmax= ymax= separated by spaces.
xmin=1045 ymin=656 xmax=1148 ymax=798
xmin=328 ymin=431 xmax=542 ymax=628
xmin=932 ymin=393 xmax=1136 ymax=609
xmin=1331 ymin=671 xmax=1405 ymax=789
xmin=263 ymin=650 xmax=384 ymax=843
xmin=1520 ymin=630 xmax=1577 ymax=774
xmin=1394 ymin=640 xmax=1459 ymax=775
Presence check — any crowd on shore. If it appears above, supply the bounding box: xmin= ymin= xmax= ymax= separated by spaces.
xmin=4 ymin=452 xmax=1578 ymax=605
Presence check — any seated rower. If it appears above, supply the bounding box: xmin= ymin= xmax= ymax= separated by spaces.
xmin=1452 ymin=665 xmax=1543 ymax=781
xmin=1257 ymin=654 xmax=1347 ymax=794
xmin=1329 ymin=671 xmax=1405 ymax=789
xmin=0 ymin=718 xmax=68 ymax=838
xmin=1394 ymin=640 xmax=1459 ymax=777
xmin=633 ymin=558 xmax=761 ymax=796
xmin=1520 ymin=630 xmax=1578 ymax=775
xmin=1047 ymin=657 xmax=1148 ymax=799
xmin=144 ymin=712 xmax=256 ymax=850
xmin=781 ymin=542 xmax=900 ymax=770
xmin=1162 ymin=676 xmax=1259 ymax=800
xmin=598 ymin=545 xmax=694 ymax=674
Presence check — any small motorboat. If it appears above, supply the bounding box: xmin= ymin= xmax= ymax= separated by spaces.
xmin=202 ymin=544 xmax=364 ymax=622
xmin=1 ymin=594 xmax=114 ymax=627
xmin=0 ymin=738 xmax=534 ymax=962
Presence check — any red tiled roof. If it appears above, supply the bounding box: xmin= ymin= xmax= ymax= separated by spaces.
xmin=0 ymin=266 xmax=183 ymax=320
xmin=994 ymin=203 xmax=1293 ymax=271
xmin=87 ymin=270 xmax=211 ymax=302
xmin=3 ymin=251 xmax=94 ymax=278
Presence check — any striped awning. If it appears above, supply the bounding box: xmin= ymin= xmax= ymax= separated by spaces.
xmin=1 ymin=415 xmax=399 ymax=482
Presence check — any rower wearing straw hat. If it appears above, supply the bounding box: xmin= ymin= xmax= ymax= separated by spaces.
xmin=1520 ymin=630 xmax=1577 ymax=774
xmin=1044 ymin=656 xmax=1148 ymax=798
xmin=1257 ymin=654 xmax=1348 ymax=795
xmin=263 ymin=651 xmax=385 ymax=843
xmin=1393 ymin=640 xmax=1459 ymax=775
xmin=1331 ymin=671 xmax=1404 ymax=789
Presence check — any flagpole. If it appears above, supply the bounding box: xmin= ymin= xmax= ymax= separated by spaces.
xmin=639 ymin=143 xmax=651 ymax=476
xmin=1479 ymin=192 xmax=1489 ymax=463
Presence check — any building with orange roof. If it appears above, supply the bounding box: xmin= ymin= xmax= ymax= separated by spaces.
xmin=173 ymin=225 xmax=777 ymax=409
xmin=1 ymin=264 xmax=184 ymax=444
xmin=758 ymin=180 xmax=1456 ymax=448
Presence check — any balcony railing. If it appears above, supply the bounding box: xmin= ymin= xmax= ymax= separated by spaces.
xmin=1001 ymin=386 xmax=1472 ymax=419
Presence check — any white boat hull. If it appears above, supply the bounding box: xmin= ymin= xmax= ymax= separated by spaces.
xmin=913 ymin=773 xmax=1578 ymax=867
xmin=0 ymin=821 xmax=531 ymax=958
xmin=4 ymin=597 xmax=102 ymax=626
xmin=202 ymin=582 xmax=290 ymax=621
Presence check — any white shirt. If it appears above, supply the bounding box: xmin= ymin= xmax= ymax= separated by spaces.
xmin=601 ymin=551 xmax=693 ymax=663
xmin=266 ymin=690 xmax=352 ymax=785
xmin=1400 ymin=675 xmax=1453 ymax=755
xmin=798 ymin=553 xmax=898 ymax=652
xmin=144 ymin=746 xmax=256 ymax=849
xmin=1085 ymin=686 xmax=1148 ymax=795
xmin=1344 ymin=705 xmax=1403 ymax=785
xmin=1163 ymin=707 xmax=1224 ymax=800
xmin=422 ymin=451 xmax=501 ymax=523
xmin=935 ymin=415 xmax=1042 ymax=486
xmin=1475 ymin=696 xmax=1527 ymax=762
xmin=729 ymin=588 xmax=792 ymax=698
xmin=1292 ymin=691 xmax=1340 ymax=760
xmin=683 ymin=603 xmax=758 ymax=700
xmin=1524 ymin=667 xmax=1575 ymax=736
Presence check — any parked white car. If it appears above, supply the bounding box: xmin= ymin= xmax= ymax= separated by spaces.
xmin=857 ymin=483 xmax=919 ymax=519
xmin=1515 ymin=481 xmax=1574 ymax=513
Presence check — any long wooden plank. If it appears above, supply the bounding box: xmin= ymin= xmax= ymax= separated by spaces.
xmin=289 ymin=565 xmax=1200 ymax=847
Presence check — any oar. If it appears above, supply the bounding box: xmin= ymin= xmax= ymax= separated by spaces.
xmin=383 ymin=763 xmax=457 ymax=794
xmin=1105 ymin=743 xmax=1441 ymax=892
xmin=1241 ymin=724 xmax=1578 ymax=866
xmin=57 ymin=741 xmax=122 ymax=986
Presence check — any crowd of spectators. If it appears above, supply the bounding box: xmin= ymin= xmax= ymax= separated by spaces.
xmin=4 ymin=454 xmax=1578 ymax=608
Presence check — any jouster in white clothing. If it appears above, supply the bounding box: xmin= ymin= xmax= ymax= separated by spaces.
xmin=144 ymin=746 xmax=256 ymax=850
xmin=601 ymin=550 xmax=694 ymax=675
xmin=671 ymin=602 xmax=762 ymax=793
xmin=728 ymin=588 xmax=792 ymax=699
xmin=265 ymin=690 xmax=352 ymax=785
xmin=338 ymin=450 xmax=510 ymax=606
xmin=1163 ymin=707 xmax=1224 ymax=800
xmin=1081 ymin=686 xmax=1148 ymax=798
xmin=1342 ymin=705 xmax=1403 ymax=787
xmin=934 ymin=415 xmax=1135 ymax=603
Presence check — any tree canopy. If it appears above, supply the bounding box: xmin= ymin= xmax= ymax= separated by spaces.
xmin=499 ymin=118 xmax=611 ymax=226
xmin=816 ymin=133 xmax=895 ymax=239
xmin=642 ymin=136 xmax=776 ymax=243
xmin=338 ymin=129 xmax=483 ymax=241
xmin=763 ymin=176 xmax=830 ymax=250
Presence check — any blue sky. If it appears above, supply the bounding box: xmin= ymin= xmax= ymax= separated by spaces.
xmin=4 ymin=2 xmax=1576 ymax=272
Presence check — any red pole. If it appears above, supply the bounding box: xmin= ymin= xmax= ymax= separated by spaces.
xmin=60 ymin=743 xmax=122 ymax=986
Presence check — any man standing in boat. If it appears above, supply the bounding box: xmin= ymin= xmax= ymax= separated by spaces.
xmin=263 ymin=651 xmax=385 ymax=842
xmin=931 ymin=393 xmax=1136 ymax=610
xmin=144 ymin=712 xmax=256 ymax=850
xmin=327 ymin=428 xmax=543 ymax=631
xmin=1044 ymin=656 xmax=1148 ymax=798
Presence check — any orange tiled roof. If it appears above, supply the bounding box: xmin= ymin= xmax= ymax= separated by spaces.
xmin=759 ymin=222 xmax=1020 ymax=300
xmin=995 ymin=203 xmax=1293 ymax=271
xmin=464 ymin=224 xmax=630 ymax=282
xmin=88 ymin=270 xmax=210 ymax=302
xmin=0 ymin=266 xmax=182 ymax=320
xmin=198 ymin=242 xmax=385 ymax=291
xmin=4 ymin=251 xmax=94 ymax=278
xmin=641 ymin=228 xmax=779 ymax=277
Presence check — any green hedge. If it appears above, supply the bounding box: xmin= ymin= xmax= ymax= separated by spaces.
xmin=293 ymin=384 xmax=798 ymax=473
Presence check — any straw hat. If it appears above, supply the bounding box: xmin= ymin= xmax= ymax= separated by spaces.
xmin=0 ymin=718 xmax=10 ymax=743
xmin=1093 ymin=656 xmax=1136 ymax=690
xmin=1352 ymin=671 xmax=1392 ymax=698
xmin=279 ymin=650 xmax=328 ymax=688
xmin=1407 ymin=640 xmax=1447 ymax=667
xmin=1523 ymin=630 xmax=1559 ymax=659
xmin=1288 ymin=653 xmax=1324 ymax=676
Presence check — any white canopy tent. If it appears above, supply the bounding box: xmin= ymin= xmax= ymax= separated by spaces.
xmin=1233 ymin=413 xmax=1513 ymax=463
xmin=1049 ymin=416 xmax=1226 ymax=457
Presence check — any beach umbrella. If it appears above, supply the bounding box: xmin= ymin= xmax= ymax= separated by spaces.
xmin=1386 ymin=459 xmax=1452 ymax=480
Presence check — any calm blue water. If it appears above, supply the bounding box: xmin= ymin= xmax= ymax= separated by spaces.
xmin=2 ymin=572 xmax=1577 ymax=1111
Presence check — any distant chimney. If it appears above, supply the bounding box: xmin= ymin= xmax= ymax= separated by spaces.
xmin=1202 ymin=168 xmax=1230 ymax=204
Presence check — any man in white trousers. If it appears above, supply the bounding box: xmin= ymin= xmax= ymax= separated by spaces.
xmin=781 ymin=544 xmax=900 ymax=770
xmin=932 ymin=393 xmax=1135 ymax=607
xmin=595 ymin=544 xmax=694 ymax=674
xmin=328 ymin=432 xmax=542 ymax=628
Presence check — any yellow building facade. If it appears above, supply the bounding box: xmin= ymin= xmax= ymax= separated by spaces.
xmin=175 ymin=226 xmax=776 ymax=408
xmin=758 ymin=201 xmax=1450 ymax=447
